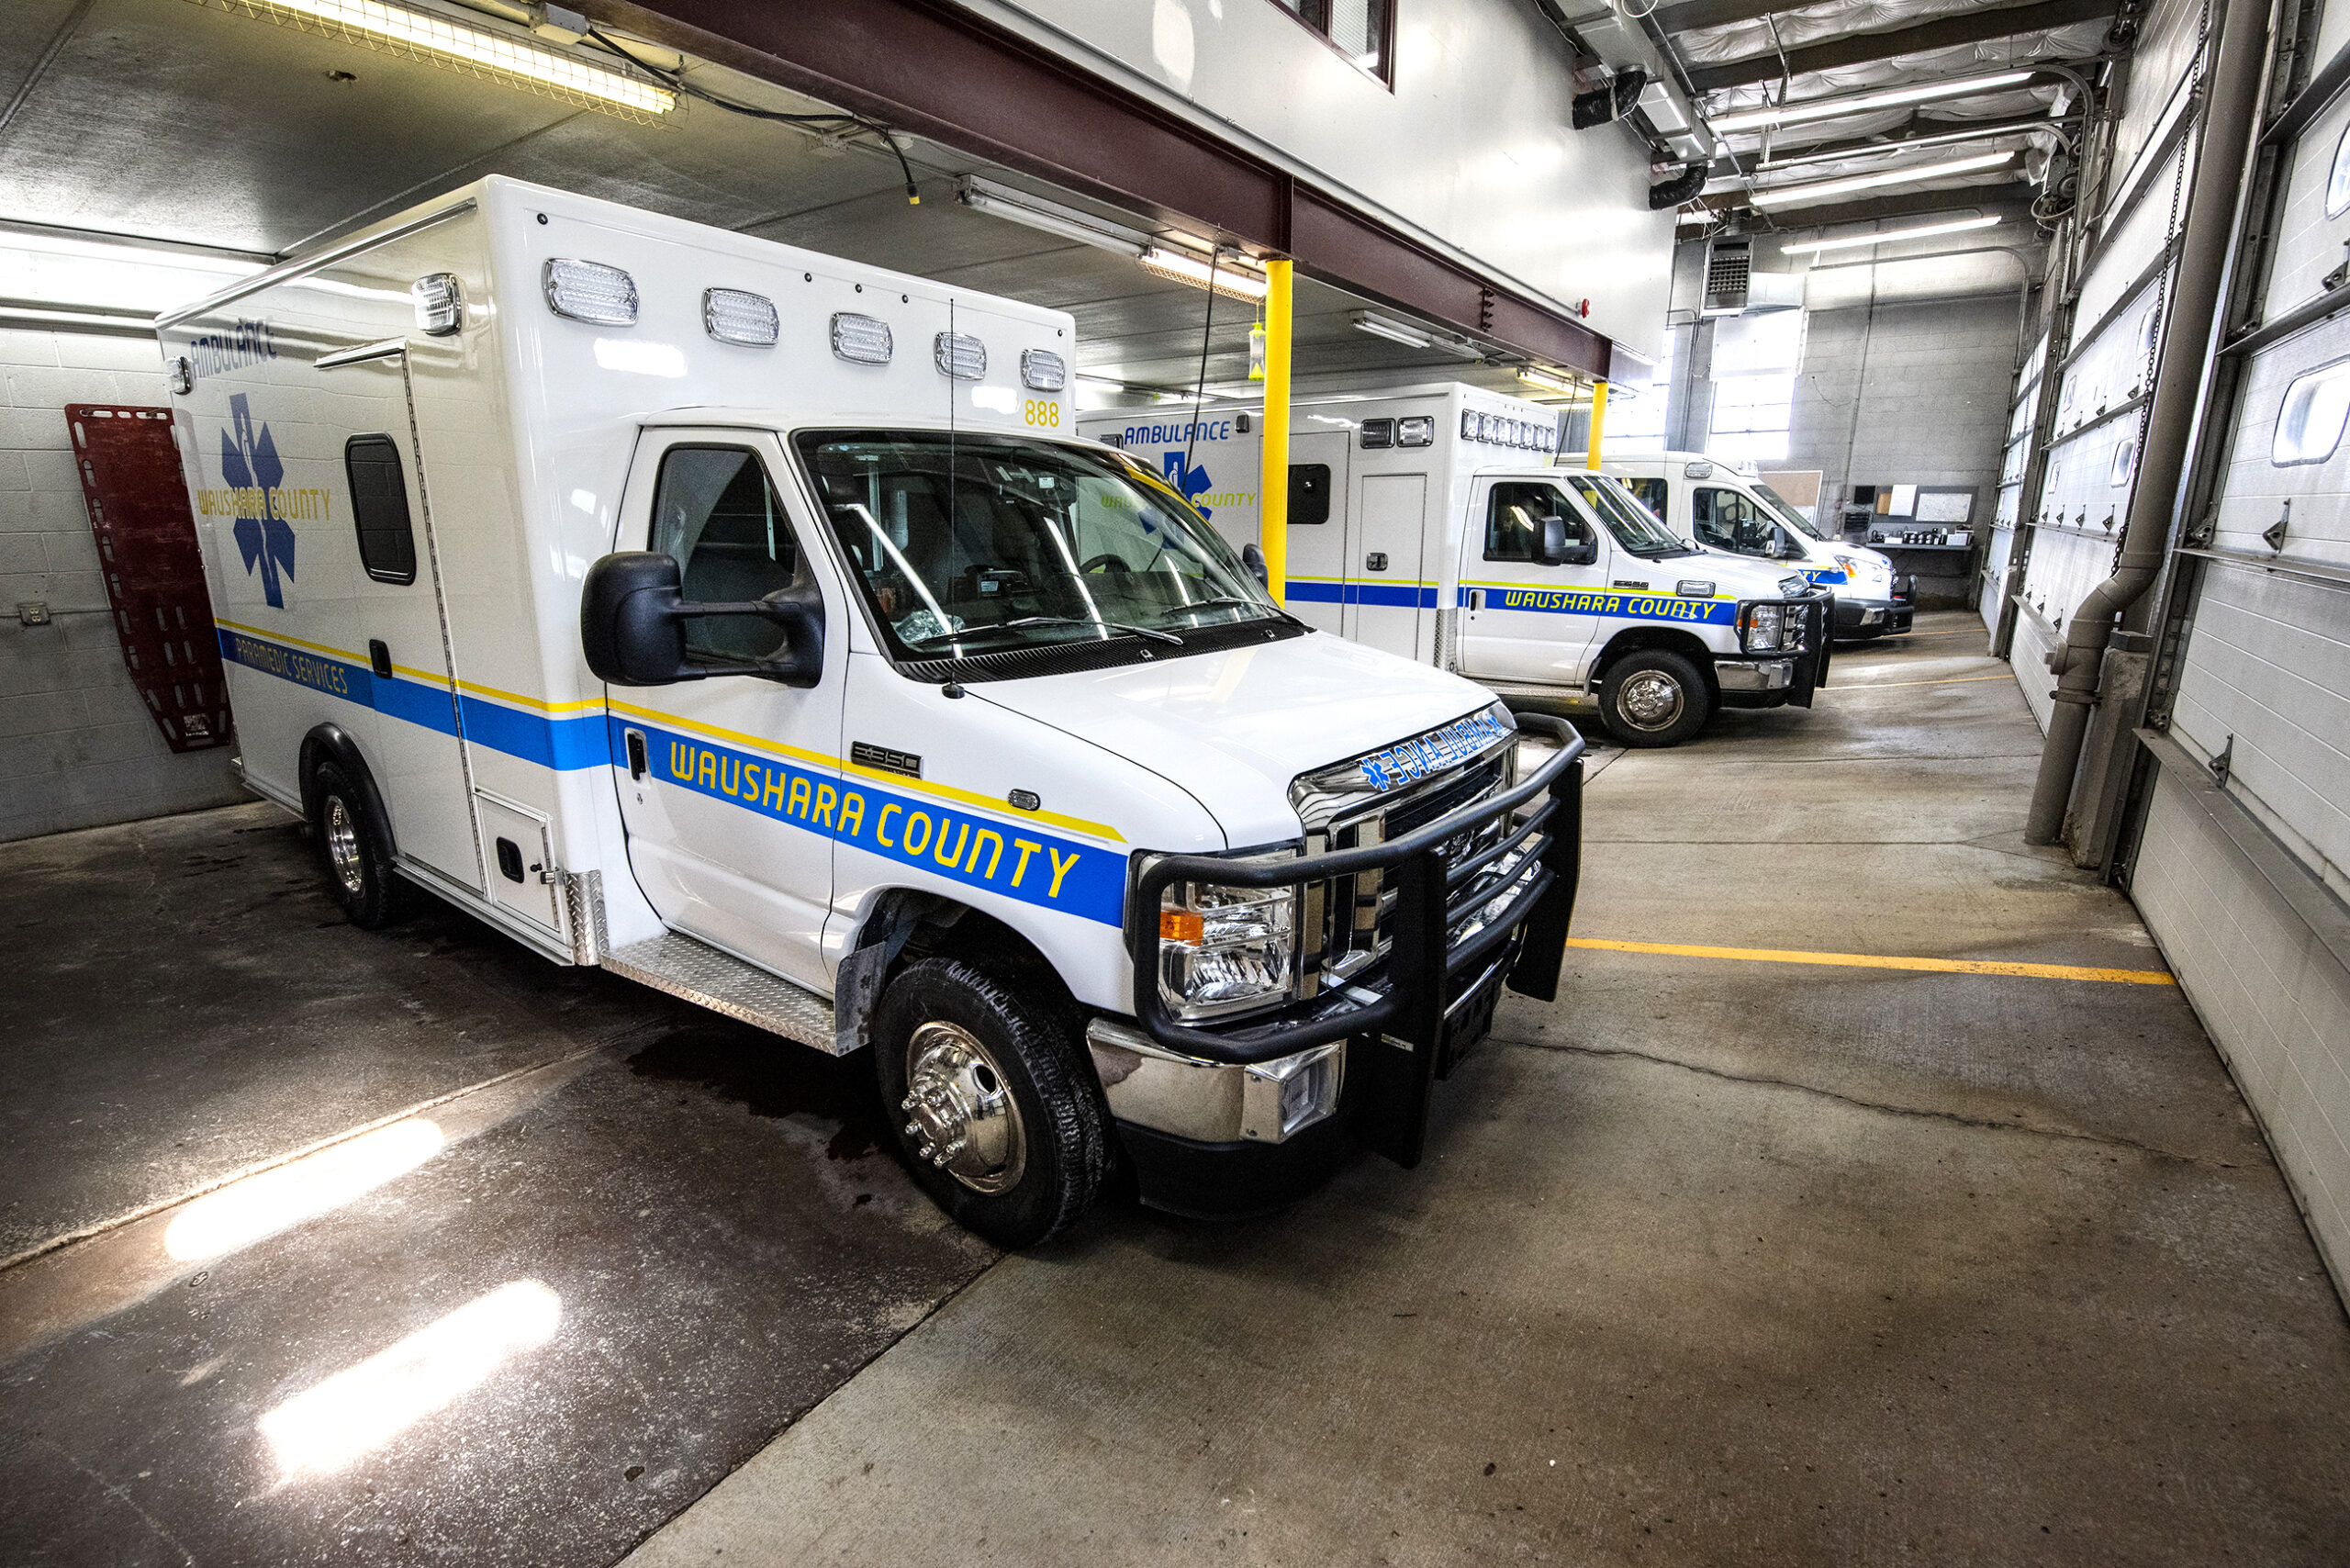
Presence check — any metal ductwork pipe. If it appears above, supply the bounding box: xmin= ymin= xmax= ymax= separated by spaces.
xmin=1573 ymin=67 xmax=1648 ymax=129
xmin=1649 ymin=162 xmax=1708 ymax=210
xmin=2022 ymin=0 xmax=2269 ymax=845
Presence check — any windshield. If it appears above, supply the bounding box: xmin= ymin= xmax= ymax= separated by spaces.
xmin=1753 ymin=483 xmax=1826 ymax=541
xmin=1561 ymin=472 xmax=1694 ymax=558
xmin=797 ymin=431 xmax=1281 ymax=663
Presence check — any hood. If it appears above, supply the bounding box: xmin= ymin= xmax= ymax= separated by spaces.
xmin=1689 ymin=548 xmax=1815 ymax=599
xmin=971 ymin=630 xmax=1497 ymax=847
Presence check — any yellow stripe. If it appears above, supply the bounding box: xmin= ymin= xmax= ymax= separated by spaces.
xmin=609 ymin=700 xmax=1125 ymax=844
xmin=1563 ymin=936 xmax=2175 ymax=985
xmin=1833 ymin=673 xmax=2015 ymax=690
xmin=222 ymin=621 xmax=1128 ymax=843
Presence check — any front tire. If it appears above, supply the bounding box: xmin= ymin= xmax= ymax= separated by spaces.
xmin=1598 ymin=648 xmax=1711 ymax=747
xmin=309 ymin=760 xmax=401 ymax=928
xmin=872 ymin=958 xmax=1110 ymax=1248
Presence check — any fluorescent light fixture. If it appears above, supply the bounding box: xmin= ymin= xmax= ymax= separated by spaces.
xmin=1709 ymin=71 xmax=2034 ymax=135
xmin=1139 ymin=246 xmax=1269 ymax=301
xmin=187 ymin=0 xmax=675 ymax=118
xmin=1780 ymin=214 xmax=2002 ymax=254
xmin=957 ymin=176 xmax=1150 ymax=258
xmin=1750 ymin=151 xmax=2015 ymax=209
xmin=1518 ymin=366 xmax=1579 ymax=396
xmin=1349 ymin=310 xmax=1483 ymax=360
xmin=1758 ymin=118 xmax=2058 ymax=173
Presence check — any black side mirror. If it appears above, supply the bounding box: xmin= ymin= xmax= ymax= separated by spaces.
xmin=1241 ymin=541 xmax=1270 ymax=590
xmin=581 ymin=552 xmax=824 ymax=688
xmin=1539 ymin=515 xmax=1597 ymax=566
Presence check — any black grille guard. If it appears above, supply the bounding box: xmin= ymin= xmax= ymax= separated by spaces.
xmin=1125 ymin=712 xmax=1586 ymax=1080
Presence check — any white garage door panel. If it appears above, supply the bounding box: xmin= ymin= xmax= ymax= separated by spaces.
xmin=2209 ymin=313 xmax=2350 ymax=566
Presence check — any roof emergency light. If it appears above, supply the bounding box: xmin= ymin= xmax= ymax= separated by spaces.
xmin=410 ymin=273 xmax=463 ymax=336
xmin=702 ymin=287 xmax=779 ymax=347
xmin=542 ymin=258 xmax=636 ymax=325
xmin=934 ymin=331 xmax=988 ymax=380
xmin=1020 ymin=349 xmax=1068 ymax=392
xmin=831 ymin=312 xmax=893 ymax=365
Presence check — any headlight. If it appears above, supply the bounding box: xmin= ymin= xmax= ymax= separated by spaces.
xmin=1157 ymin=877 xmax=1299 ymax=1021
xmin=1831 ymin=552 xmax=1865 ymax=580
xmin=1740 ymin=601 xmax=1787 ymax=653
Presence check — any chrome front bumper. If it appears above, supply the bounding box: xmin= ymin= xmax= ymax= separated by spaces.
xmin=1086 ymin=1018 xmax=1343 ymax=1145
xmin=1714 ymin=657 xmax=1796 ymax=691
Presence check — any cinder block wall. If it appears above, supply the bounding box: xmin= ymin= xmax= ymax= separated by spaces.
xmin=1786 ymin=294 xmax=2020 ymax=608
xmin=0 ymin=329 xmax=243 ymax=842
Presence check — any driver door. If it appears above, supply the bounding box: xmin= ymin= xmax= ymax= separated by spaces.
xmin=606 ymin=428 xmax=845 ymax=991
xmin=1455 ymin=476 xmax=1610 ymax=687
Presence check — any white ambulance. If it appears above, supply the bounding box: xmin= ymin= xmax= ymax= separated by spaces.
xmin=1592 ymin=452 xmax=1913 ymax=640
xmin=156 ymin=178 xmax=1585 ymax=1246
xmin=1081 ymin=386 xmax=1832 ymax=748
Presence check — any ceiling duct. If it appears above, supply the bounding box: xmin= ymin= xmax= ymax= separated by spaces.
xmin=1649 ymin=162 xmax=1708 ymax=210
xmin=1573 ymin=67 xmax=1648 ymax=129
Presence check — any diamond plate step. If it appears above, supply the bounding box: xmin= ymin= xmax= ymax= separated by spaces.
xmin=602 ymin=932 xmax=840 ymax=1054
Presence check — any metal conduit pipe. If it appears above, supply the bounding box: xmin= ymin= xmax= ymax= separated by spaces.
xmin=2022 ymin=0 xmax=2270 ymax=846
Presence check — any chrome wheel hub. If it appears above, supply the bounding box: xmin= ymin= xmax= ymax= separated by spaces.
xmin=901 ymin=1022 xmax=1025 ymax=1194
xmin=324 ymin=796 xmax=365 ymax=895
xmin=1617 ymin=670 xmax=1684 ymax=731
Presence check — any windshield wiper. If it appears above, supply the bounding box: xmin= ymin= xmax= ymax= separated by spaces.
xmin=1175 ymin=595 xmax=1307 ymax=628
xmin=908 ymin=614 xmax=1184 ymax=649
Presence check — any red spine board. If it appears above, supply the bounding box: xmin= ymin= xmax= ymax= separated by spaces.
xmin=66 ymin=404 xmax=232 ymax=752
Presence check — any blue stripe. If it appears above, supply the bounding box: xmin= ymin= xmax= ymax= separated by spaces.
xmin=626 ymin=719 xmax=1122 ymax=926
xmin=1284 ymin=579 xmax=1439 ymax=608
xmin=218 ymin=627 xmax=611 ymax=771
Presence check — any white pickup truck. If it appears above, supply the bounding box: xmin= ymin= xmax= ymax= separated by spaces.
xmin=157 ymin=177 xmax=1586 ymax=1246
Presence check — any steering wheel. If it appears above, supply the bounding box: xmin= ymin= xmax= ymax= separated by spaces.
xmin=1080 ymin=554 xmax=1131 ymax=575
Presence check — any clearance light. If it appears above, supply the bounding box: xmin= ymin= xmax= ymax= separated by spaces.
xmin=183 ymin=0 xmax=676 ymax=119
xmin=1139 ymin=246 xmax=1270 ymax=301
xmin=1020 ymin=349 xmax=1068 ymax=391
xmin=410 ymin=273 xmax=463 ymax=335
xmin=1751 ymin=151 xmax=2015 ymax=209
xmin=260 ymin=1280 xmax=562 ymax=1478
xmin=1709 ymin=70 xmax=2033 ymax=135
xmin=542 ymin=258 xmax=637 ymax=325
xmin=934 ymin=330 xmax=988 ymax=380
xmin=703 ymin=287 xmax=778 ymax=347
xmin=831 ymin=311 xmax=893 ymax=365
xmin=1781 ymin=215 xmax=2002 ymax=253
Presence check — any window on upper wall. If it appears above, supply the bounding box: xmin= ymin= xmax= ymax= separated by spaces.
xmin=1273 ymin=0 xmax=1394 ymax=85
xmin=1708 ymin=375 xmax=1796 ymax=464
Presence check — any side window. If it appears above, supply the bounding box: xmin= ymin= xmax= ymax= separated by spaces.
xmin=2272 ymin=358 xmax=2350 ymax=465
xmin=650 ymin=445 xmax=801 ymax=660
xmin=1289 ymin=463 xmax=1332 ymax=525
xmin=1691 ymin=487 xmax=1775 ymax=555
xmin=343 ymin=435 xmax=416 ymax=585
xmin=1484 ymin=481 xmax=1587 ymax=563
xmin=1622 ymin=476 xmax=1668 ymax=517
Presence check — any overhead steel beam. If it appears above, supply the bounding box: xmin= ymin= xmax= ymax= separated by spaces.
xmin=597 ymin=0 xmax=1614 ymax=375
xmin=1686 ymin=0 xmax=2117 ymax=92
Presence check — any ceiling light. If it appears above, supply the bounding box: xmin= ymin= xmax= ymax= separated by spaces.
xmin=957 ymin=176 xmax=1149 ymax=257
xmin=1139 ymin=247 xmax=1269 ymax=301
xmin=1709 ymin=70 xmax=2034 ymax=135
xmin=1349 ymin=310 xmax=1485 ymax=360
xmin=1757 ymin=118 xmax=2060 ymax=173
xmin=1751 ymin=151 xmax=2016 ymax=208
xmin=1518 ymin=366 xmax=1579 ymax=397
xmin=1781 ymin=214 xmax=2003 ymax=253
xmin=186 ymin=0 xmax=675 ymax=118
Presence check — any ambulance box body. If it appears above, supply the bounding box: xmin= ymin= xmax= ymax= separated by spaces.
xmin=159 ymin=178 xmax=1585 ymax=1245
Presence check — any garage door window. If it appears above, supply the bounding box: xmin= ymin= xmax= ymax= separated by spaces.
xmin=343 ymin=435 xmax=416 ymax=585
xmin=2272 ymin=359 xmax=2350 ymax=465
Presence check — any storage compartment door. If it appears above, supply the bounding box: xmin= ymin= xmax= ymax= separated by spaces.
xmin=1343 ymin=472 xmax=1429 ymax=659
xmin=476 ymin=792 xmax=561 ymax=932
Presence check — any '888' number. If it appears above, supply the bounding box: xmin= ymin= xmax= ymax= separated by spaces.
xmin=1023 ymin=398 xmax=1062 ymax=429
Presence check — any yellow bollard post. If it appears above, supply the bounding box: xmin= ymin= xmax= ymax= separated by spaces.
xmin=1585 ymin=380 xmax=1608 ymax=470
xmin=1261 ymin=259 xmax=1292 ymax=606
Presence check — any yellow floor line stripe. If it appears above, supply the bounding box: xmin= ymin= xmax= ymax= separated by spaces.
xmin=1564 ymin=937 xmax=2175 ymax=985
xmin=1833 ymin=673 xmax=2016 ymax=689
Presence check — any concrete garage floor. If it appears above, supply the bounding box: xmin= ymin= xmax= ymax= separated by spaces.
xmin=4 ymin=611 xmax=2347 ymax=1565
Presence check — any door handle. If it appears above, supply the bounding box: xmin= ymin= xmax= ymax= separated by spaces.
xmin=1467 ymin=588 xmax=1484 ymax=614
xmin=625 ymin=728 xmax=647 ymax=780
xmin=368 ymin=639 xmax=392 ymax=679
xmin=1365 ymin=552 xmax=1388 ymax=572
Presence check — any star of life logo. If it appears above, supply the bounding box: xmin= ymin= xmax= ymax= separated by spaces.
xmin=219 ymin=392 xmax=297 ymax=610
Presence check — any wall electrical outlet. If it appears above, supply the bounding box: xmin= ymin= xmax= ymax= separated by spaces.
xmin=17 ymin=601 xmax=50 ymax=626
